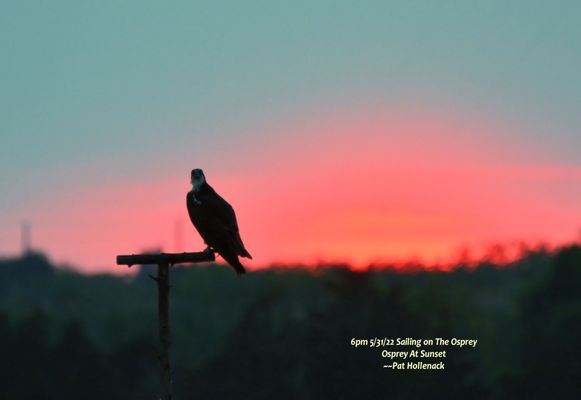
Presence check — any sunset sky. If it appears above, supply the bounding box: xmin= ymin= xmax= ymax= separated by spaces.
xmin=1 ymin=1 xmax=580 ymax=273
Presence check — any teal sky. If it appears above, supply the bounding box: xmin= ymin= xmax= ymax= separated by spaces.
xmin=1 ymin=1 xmax=580 ymax=269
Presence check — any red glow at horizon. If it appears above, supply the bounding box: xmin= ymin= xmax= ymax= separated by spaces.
xmin=12 ymin=106 xmax=581 ymax=273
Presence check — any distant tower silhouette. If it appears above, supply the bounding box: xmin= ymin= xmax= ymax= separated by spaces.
xmin=21 ymin=220 xmax=31 ymax=255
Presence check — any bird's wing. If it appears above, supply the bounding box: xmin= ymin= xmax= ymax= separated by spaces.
xmin=186 ymin=192 xmax=195 ymax=223
xmin=203 ymin=188 xmax=252 ymax=258
xmin=203 ymin=189 xmax=238 ymax=229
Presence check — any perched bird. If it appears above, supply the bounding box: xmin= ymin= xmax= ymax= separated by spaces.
xmin=186 ymin=168 xmax=252 ymax=274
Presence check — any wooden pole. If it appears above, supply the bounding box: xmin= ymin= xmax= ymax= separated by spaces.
xmin=157 ymin=263 xmax=172 ymax=400
xmin=116 ymin=250 xmax=215 ymax=399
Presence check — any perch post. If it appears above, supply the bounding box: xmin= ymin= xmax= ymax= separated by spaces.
xmin=116 ymin=251 xmax=216 ymax=400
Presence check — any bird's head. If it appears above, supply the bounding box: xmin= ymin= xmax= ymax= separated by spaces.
xmin=191 ymin=168 xmax=206 ymax=192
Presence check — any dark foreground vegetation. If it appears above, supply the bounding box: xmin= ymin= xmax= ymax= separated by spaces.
xmin=0 ymin=245 xmax=580 ymax=399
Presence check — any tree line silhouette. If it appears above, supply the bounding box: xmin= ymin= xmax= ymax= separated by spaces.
xmin=0 ymin=244 xmax=580 ymax=399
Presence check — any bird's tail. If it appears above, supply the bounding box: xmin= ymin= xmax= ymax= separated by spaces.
xmin=222 ymin=253 xmax=246 ymax=275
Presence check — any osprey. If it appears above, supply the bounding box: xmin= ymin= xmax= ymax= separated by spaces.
xmin=186 ymin=168 xmax=252 ymax=274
